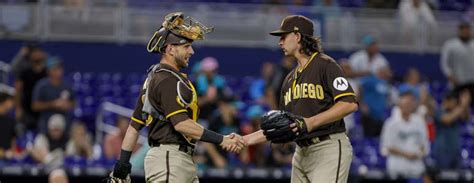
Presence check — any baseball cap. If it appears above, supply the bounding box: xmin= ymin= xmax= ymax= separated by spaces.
xmin=46 ymin=57 xmax=63 ymax=70
xmin=269 ymin=15 xmax=314 ymax=36
xmin=362 ymin=35 xmax=376 ymax=47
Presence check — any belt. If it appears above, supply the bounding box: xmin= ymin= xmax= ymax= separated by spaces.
xmin=296 ymin=134 xmax=331 ymax=147
xmin=150 ymin=143 xmax=194 ymax=156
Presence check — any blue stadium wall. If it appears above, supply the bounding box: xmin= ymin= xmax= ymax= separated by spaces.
xmin=0 ymin=40 xmax=444 ymax=82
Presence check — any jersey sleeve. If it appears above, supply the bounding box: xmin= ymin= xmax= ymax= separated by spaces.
xmin=325 ymin=61 xmax=357 ymax=103
xmin=130 ymin=85 xmax=147 ymax=131
xmin=157 ymin=77 xmax=189 ymax=126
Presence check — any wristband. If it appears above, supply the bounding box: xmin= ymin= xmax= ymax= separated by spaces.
xmin=119 ymin=149 xmax=132 ymax=163
xmin=200 ymin=129 xmax=224 ymax=144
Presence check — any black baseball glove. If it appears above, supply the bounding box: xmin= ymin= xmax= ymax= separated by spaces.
xmin=260 ymin=110 xmax=308 ymax=143
xmin=104 ymin=161 xmax=131 ymax=183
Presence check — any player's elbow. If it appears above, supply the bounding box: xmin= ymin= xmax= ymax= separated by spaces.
xmin=173 ymin=121 xmax=188 ymax=134
xmin=343 ymin=102 xmax=358 ymax=114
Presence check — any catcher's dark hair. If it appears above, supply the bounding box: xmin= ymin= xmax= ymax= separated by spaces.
xmin=299 ymin=34 xmax=322 ymax=56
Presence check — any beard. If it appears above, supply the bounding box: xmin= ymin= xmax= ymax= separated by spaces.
xmin=460 ymin=36 xmax=471 ymax=43
xmin=175 ymin=55 xmax=188 ymax=69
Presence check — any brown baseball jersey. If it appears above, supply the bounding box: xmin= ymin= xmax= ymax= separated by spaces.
xmin=280 ymin=52 xmax=357 ymax=139
xmin=130 ymin=63 xmax=199 ymax=146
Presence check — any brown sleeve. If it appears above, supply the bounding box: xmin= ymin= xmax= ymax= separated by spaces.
xmin=158 ymin=77 xmax=190 ymax=126
xmin=325 ymin=61 xmax=357 ymax=103
xmin=278 ymin=71 xmax=292 ymax=110
xmin=130 ymin=85 xmax=146 ymax=131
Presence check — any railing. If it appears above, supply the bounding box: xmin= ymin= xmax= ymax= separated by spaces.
xmin=94 ymin=101 xmax=147 ymax=145
xmin=0 ymin=61 xmax=11 ymax=84
xmin=0 ymin=2 xmax=467 ymax=52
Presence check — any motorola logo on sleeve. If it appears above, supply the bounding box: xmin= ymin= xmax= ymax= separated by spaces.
xmin=333 ymin=77 xmax=349 ymax=91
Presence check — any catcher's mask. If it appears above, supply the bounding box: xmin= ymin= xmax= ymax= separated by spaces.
xmin=147 ymin=12 xmax=214 ymax=54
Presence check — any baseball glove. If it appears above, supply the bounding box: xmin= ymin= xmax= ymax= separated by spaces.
xmin=104 ymin=161 xmax=131 ymax=183
xmin=260 ymin=110 xmax=308 ymax=143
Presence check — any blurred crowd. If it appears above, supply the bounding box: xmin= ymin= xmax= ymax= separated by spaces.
xmin=2 ymin=0 xmax=470 ymax=12
xmin=0 ymin=3 xmax=473 ymax=183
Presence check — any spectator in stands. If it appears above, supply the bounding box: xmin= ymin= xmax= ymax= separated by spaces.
xmin=193 ymin=142 xmax=210 ymax=171
xmin=10 ymin=43 xmax=42 ymax=77
xmin=130 ymin=143 xmax=150 ymax=172
xmin=441 ymin=22 xmax=474 ymax=104
xmin=249 ymin=62 xmax=275 ymax=106
xmin=348 ymin=35 xmax=389 ymax=80
xmin=103 ymin=116 xmax=129 ymax=160
xmin=196 ymin=57 xmax=228 ymax=121
xmin=15 ymin=45 xmax=47 ymax=131
xmin=398 ymin=0 xmax=437 ymax=44
xmin=359 ymin=64 xmax=392 ymax=137
xmin=31 ymin=114 xmax=68 ymax=168
xmin=65 ymin=122 xmax=93 ymax=159
xmin=240 ymin=105 xmax=269 ymax=167
xmin=381 ymin=91 xmax=430 ymax=180
xmin=395 ymin=68 xmax=434 ymax=118
xmin=339 ymin=59 xmax=358 ymax=132
xmin=48 ymin=169 xmax=69 ymax=183
xmin=399 ymin=68 xmax=428 ymax=101
xmin=0 ymin=90 xmax=17 ymax=161
xmin=270 ymin=143 xmax=295 ymax=168
xmin=205 ymin=96 xmax=241 ymax=169
xmin=433 ymin=90 xmax=471 ymax=169
xmin=267 ymin=56 xmax=295 ymax=109
xmin=32 ymin=57 xmax=75 ymax=133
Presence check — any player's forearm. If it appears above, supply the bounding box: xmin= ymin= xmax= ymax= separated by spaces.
xmin=306 ymin=101 xmax=358 ymax=132
xmin=243 ymin=130 xmax=267 ymax=146
xmin=174 ymin=119 xmax=205 ymax=140
xmin=121 ymin=125 xmax=140 ymax=152
xmin=174 ymin=119 xmax=226 ymax=145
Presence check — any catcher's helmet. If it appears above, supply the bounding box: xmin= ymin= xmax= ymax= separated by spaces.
xmin=147 ymin=12 xmax=214 ymax=54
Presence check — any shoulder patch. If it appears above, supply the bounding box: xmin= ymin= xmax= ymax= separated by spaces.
xmin=333 ymin=77 xmax=349 ymax=91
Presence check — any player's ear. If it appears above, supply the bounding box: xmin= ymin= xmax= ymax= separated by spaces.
xmin=166 ymin=45 xmax=174 ymax=55
xmin=295 ymin=32 xmax=301 ymax=42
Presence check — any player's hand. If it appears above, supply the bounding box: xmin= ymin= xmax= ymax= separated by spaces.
xmin=106 ymin=161 xmax=131 ymax=183
xmin=220 ymin=133 xmax=246 ymax=153
xmin=230 ymin=133 xmax=247 ymax=149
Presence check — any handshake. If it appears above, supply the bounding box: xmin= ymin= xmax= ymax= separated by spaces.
xmin=219 ymin=110 xmax=308 ymax=153
xmin=219 ymin=133 xmax=247 ymax=154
